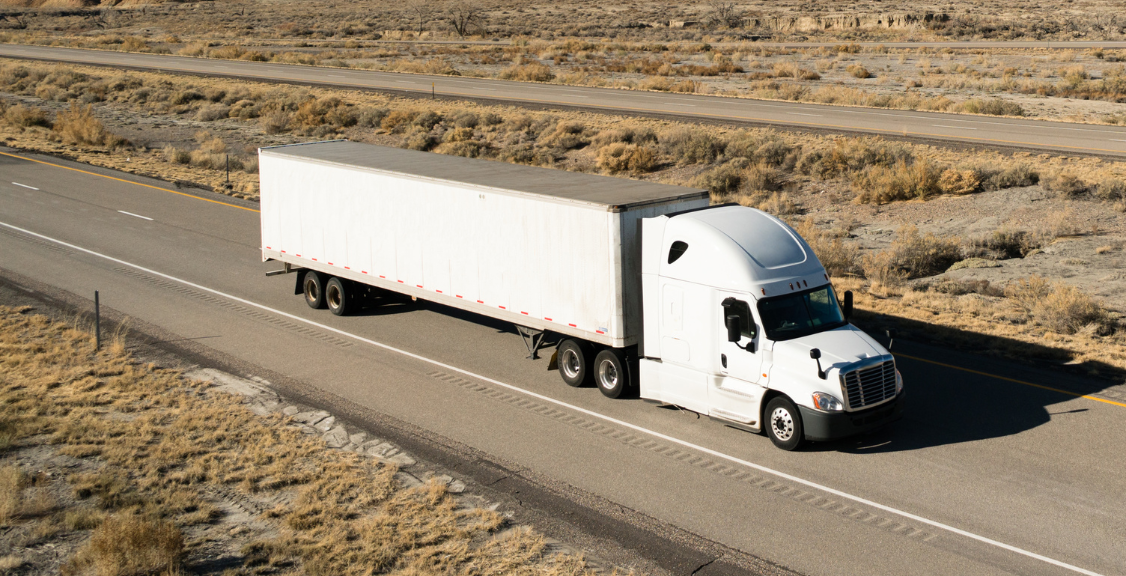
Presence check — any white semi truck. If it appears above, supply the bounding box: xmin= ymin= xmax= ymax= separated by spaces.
xmin=259 ymin=140 xmax=903 ymax=450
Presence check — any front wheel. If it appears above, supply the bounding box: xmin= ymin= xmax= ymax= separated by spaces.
xmin=765 ymin=396 xmax=804 ymax=451
xmin=593 ymin=348 xmax=631 ymax=399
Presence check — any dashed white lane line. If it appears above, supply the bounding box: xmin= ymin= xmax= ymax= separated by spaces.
xmin=933 ymin=124 xmax=978 ymax=130
xmin=11 ymin=182 xmax=38 ymax=191
xmin=0 ymin=219 xmax=1105 ymax=576
xmin=117 ymin=210 xmax=153 ymax=221
xmin=788 ymin=112 xmax=822 ymax=117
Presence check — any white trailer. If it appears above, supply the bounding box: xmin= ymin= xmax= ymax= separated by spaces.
xmin=260 ymin=141 xmax=904 ymax=450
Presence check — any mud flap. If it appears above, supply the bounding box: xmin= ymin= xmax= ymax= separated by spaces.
xmin=547 ymin=350 xmax=558 ymax=371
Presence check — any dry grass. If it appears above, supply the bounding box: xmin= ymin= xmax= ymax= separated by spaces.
xmin=0 ymin=305 xmax=599 ymax=575
xmin=63 ymin=516 xmax=184 ymax=576
xmin=52 ymin=102 xmax=127 ymax=149
xmin=1004 ymin=276 xmax=1112 ymax=335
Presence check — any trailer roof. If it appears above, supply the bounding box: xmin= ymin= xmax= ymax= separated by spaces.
xmin=260 ymin=140 xmax=709 ymax=211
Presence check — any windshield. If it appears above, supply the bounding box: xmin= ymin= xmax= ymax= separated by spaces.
xmin=757 ymin=285 xmax=847 ymax=341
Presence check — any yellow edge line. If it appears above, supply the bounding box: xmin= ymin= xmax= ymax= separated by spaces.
xmin=894 ymin=352 xmax=1126 ymax=408
xmin=0 ymin=151 xmax=260 ymax=213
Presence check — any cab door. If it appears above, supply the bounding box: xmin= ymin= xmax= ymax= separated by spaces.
xmin=709 ymin=292 xmax=766 ymax=425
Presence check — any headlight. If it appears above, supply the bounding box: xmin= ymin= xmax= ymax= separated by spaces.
xmin=896 ymin=369 xmax=903 ymax=393
xmin=811 ymin=391 xmax=843 ymax=412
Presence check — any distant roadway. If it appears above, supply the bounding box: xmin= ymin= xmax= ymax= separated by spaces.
xmin=2 ymin=44 xmax=1126 ymax=158
xmin=2 ymin=149 xmax=1125 ymax=576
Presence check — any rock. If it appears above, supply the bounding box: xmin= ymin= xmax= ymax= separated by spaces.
xmin=447 ymin=480 xmax=467 ymax=494
xmin=293 ymin=410 xmax=329 ymax=425
xmin=348 ymin=432 xmax=367 ymax=445
xmin=313 ymin=416 xmax=335 ymax=432
xmin=395 ymin=471 xmax=423 ymax=489
xmin=282 ymin=406 xmax=299 ymax=416
xmin=323 ymin=426 xmax=348 ymax=449
xmin=365 ymin=442 xmax=398 ymax=458
xmin=387 ymin=453 xmax=416 ymax=467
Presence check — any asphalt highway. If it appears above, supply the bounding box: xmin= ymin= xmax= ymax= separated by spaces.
xmin=360 ymin=40 xmax=1126 ymax=50
xmin=2 ymin=44 xmax=1126 ymax=159
xmin=1 ymin=149 xmax=1124 ymax=575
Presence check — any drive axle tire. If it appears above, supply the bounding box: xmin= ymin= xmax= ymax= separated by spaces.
xmin=303 ymin=271 xmax=326 ymax=309
xmin=765 ymin=396 xmax=804 ymax=451
xmin=326 ymin=277 xmax=352 ymax=316
xmin=594 ymin=348 xmax=631 ymax=399
xmin=557 ymin=339 xmax=593 ymax=388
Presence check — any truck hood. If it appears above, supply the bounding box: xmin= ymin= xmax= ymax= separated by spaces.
xmin=770 ymin=324 xmax=890 ymax=375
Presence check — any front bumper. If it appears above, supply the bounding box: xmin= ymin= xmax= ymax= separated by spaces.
xmin=799 ymin=392 xmax=904 ymax=442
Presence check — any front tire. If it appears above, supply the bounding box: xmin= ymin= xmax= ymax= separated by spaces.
xmin=557 ymin=339 xmax=592 ymax=388
xmin=325 ymin=277 xmax=352 ymax=316
xmin=765 ymin=396 xmax=804 ymax=451
xmin=593 ymin=348 xmax=631 ymax=399
xmin=303 ymin=271 xmax=326 ymax=309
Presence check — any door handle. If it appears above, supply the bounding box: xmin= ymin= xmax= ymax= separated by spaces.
xmin=721 ymin=354 xmax=727 ymax=368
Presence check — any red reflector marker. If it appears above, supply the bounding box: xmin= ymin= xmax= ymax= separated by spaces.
xmin=477 ymin=300 xmax=484 ymax=304
xmin=568 ymin=323 xmax=577 ymax=327
xmin=456 ymin=295 xmax=463 ymax=298
xmin=499 ymin=306 xmax=506 ymax=310
xmin=545 ymin=317 xmax=552 ymax=321
xmin=521 ymin=311 xmax=528 ymax=315
xmin=416 ymin=284 xmax=423 ymax=288
xmin=436 ymin=289 xmax=442 ymax=293
xmin=362 ymin=271 xmax=368 ymax=274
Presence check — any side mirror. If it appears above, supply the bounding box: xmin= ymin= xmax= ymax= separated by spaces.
xmin=810 ymin=348 xmax=826 ymax=379
xmin=725 ymin=315 xmax=741 ymax=343
xmin=843 ymin=290 xmax=853 ymax=321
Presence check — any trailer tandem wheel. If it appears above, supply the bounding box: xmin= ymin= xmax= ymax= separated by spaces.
xmin=303 ymin=271 xmax=326 ymax=309
xmin=326 ymin=277 xmax=353 ymax=316
xmin=557 ymin=339 xmax=593 ymax=388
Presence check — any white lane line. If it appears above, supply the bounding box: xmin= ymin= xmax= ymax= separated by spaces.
xmin=933 ymin=124 xmax=978 ymax=130
xmin=117 ymin=210 xmax=153 ymax=221
xmin=788 ymin=112 xmax=822 ymax=117
xmin=0 ymin=220 xmax=1106 ymax=576
xmin=1113 ymin=139 xmax=1126 ymax=143
xmin=11 ymin=182 xmax=39 ymax=191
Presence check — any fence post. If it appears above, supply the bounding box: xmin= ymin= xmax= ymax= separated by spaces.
xmin=94 ymin=290 xmax=101 ymax=352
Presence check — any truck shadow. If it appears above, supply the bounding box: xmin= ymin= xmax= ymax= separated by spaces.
xmin=815 ymin=310 xmax=1126 ymax=453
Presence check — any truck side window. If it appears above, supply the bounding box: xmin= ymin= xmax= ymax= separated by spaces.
xmin=668 ymin=241 xmax=688 ymax=264
xmin=722 ymin=299 xmax=757 ymax=339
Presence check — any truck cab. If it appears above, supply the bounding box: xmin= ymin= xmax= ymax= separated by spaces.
xmin=639 ymin=205 xmax=904 ymax=450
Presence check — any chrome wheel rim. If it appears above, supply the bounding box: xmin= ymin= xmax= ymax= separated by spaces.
xmin=327 ymin=285 xmax=342 ymax=309
xmin=305 ymin=279 xmax=319 ymax=302
xmin=561 ymin=349 xmax=581 ymax=380
xmin=770 ymin=407 xmax=794 ymax=441
xmin=598 ymin=359 xmax=619 ymax=390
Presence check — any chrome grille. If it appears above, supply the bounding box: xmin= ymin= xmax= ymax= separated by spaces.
xmin=841 ymin=360 xmax=897 ymax=409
